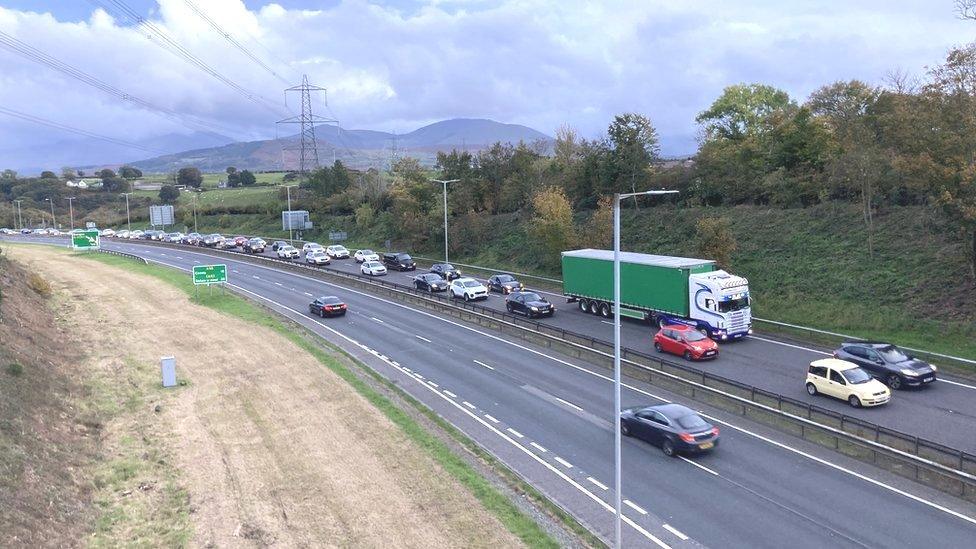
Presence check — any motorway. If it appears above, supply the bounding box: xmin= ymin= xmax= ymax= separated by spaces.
xmin=5 ymin=235 xmax=976 ymax=548
xmin=129 ymin=237 xmax=976 ymax=453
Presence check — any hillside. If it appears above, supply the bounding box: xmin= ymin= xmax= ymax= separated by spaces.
xmin=130 ymin=118 xmax=552 ymax=173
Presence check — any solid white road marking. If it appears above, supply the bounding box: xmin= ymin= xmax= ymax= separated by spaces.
xmin=586 ymin=477 xmax=608 ymax=490
xmin=679 ymin=456 xmax=718 ymax=476
xmin=506 ymin=428 xmax=524 ymax=438
xmin=663 ymin=524 xmax=689 ymax=541
xmin=530 ymin=442 xmax=548 ymax=453
xmin=601 ymin=320 xmax=615 ymax=325
xmin=624 ymin=499 xmax=648 ymax=515
xmin=555 ymin=397 xmax=584 ymax=412
xmin=473 ymin=359 xmax=495 ymax=370
xmin=939 ymin=378 xmax=976 ymax=390
xmin=484 ymin=414 xmax=500 ymax=424
xmin=463 ymin=401 xmax=477 ymax=409
xmin=140 ymin=251 xmax=976 ymax=528
xmin=554 ymin=456 xmax=573 ymax=468
xmin=416 ymin=335 xmax=432 ymax=343
xmin=443 ymin=390 xmax=458 ymax=398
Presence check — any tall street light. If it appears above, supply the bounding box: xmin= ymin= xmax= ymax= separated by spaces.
xmin=44 ymin=198 xmax=56 ymax=229
xmin=121 ymin=193 xmax=132 ymax=232
xmin=13 ymin=199 xmax=23 ymax=230
xmin=430 ymin=179 xmax=460 ymax=263
xmin=283 ymin=184 xmax=298 ymax=243
xmin=66 ymin=197 xmax=76 ymax=231
xmin=612 ymin=189 xmax=677 ymax=549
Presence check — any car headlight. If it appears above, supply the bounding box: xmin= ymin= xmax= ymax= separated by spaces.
xmin=900 ymin=368 xmax=918 ymax=376
xmin=930 ymin=364 xmax=938 ymax=371
xmin=531 ymin=306 xmax=539 ymax=311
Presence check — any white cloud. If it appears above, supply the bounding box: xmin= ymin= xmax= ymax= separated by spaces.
xmin=0 ymin=0 xmax=973 ymax=171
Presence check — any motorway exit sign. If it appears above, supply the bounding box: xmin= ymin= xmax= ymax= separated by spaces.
xmin=192 ymin=264 xmax=228 ymax=285
xmin=72 ymin=229 xmax=100 ymax=250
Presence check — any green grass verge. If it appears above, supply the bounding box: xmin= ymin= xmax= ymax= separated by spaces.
xmin=78 ymin=251 xmax=586 ymax=548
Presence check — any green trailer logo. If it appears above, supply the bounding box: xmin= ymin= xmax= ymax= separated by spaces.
xmin=192 ymin=264 xmax=228 ymax=285
xmin=72 ymin=229 xmax=100 ymax=250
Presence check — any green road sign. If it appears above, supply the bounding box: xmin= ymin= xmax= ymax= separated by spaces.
xmin=72 ymin=229 xmax=100 ymax=250
xmin=193 ymin=264 xmax=228 ymax=285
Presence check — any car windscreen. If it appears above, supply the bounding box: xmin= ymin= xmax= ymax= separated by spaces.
xmin=361 ymin=250 xmax=373 ymax=255
xmin=462 ymin=281 xmax=481 ymax=288
xmin=843 ymin=367 xmax=873 ymax=384
xmin=322 ymin=296 xmax=343 ymax=305
xmin=443 ymin=264 xmax=455 ymax=270
xmin=398 ymin=254 xmax=412 ymax=261
xmin=497 ymin=275 xmax=515 ymax=282
xmin=718 ymin=296 xmax=750 ymax=312
xmin=683 ymin=331 xmax=708 ymax=342
xmin=676 ymin=414 xmax=708 ymax=430
xmin=878 ymin=345 xmax=910 ymax=363
xmin=521 ymin=293 xmax=543 ymax=302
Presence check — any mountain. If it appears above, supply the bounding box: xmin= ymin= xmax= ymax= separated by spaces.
xmin=0 ymin=131 xmax=234 ymax=176
xmin=129 ymin=118 xmax=552 ymax=173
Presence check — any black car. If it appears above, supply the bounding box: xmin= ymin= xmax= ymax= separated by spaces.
xmin=383 ymin=252 xmax=416 ymax=271
xmin=833 ymin=342 xmax=937 ymax=389
xmin=505 ymin=291 xmax=554 ymax=318
xmin=488 ymin=273 xmax=524 ymax=294
xmin=414 ymin=273 xmax=449 ymax=292
xmin=182 ymin=232 xmax=202 ymax=245
xmin=272 ymin=240 xmax=289 ymax=252
xmin=308 ymin=295 xmax=347 ymax=317
xmin=620 ymin=403 xmax=719 ymax=457
xmin=430 ymin=263 xmax=461 ymax=280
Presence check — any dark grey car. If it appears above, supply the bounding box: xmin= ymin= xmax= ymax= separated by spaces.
xmin=833 ymin=342 xmax=937 ymax=390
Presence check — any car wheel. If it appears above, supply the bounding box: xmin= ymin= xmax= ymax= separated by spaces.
xmin=662 ymin=439 xmax=676 ymax=457
xmin=887 ymin=374 xmax=902 ymax=390
xmin=464 ymin=293 xmax=471 ymax=302
xmin=848 ymin=395 xmax=862 ymax=408
xmin=579 ymin=299 xmax=589 ymax=312
xmin=620 ymin=422 xmax=630 ymax=436
xmin=806 ymin=382 xmax=818 ymax=396
xmin=654 ymin=342 xmax=663 ymax=353
xmin=319 ymin=308 xmax=325 ymax=318
xmin=506 ymin=303 xmax=513 ymax=313
xmin=599 ymin=302 xmax=611 ymax=318
xmin=683 ymin=350 xmax=692 ymax=361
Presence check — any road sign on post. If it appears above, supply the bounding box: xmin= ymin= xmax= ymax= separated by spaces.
xmin=150 ymin=205 xmax=175 ymax=226
xmin=72 ymin=229 xmax=100 ymax=250
xmin=192 ymin=264 xmax=228 ymax=285
xmin=328 ymin=231 xmax=347 ymax=241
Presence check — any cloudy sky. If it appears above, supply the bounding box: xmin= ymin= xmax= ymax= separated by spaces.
xmin=1 ymin=0 xmax=974 ymax=170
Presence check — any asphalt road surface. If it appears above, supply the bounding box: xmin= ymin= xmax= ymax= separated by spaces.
xmin=7 ymin=235 xmax=976 ymax=548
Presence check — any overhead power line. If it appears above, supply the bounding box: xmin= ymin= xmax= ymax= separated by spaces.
xmin=181 ymin=0 xmax=291 ymax=86
xmin=0 ymin=30 xmax=238 ymax=137
xmin=85 ymin=0 xmax=288 ymax=117
xmin=0 ymin=106 xmax=165 ymax=154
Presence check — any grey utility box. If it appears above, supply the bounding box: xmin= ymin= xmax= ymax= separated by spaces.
xmin=160 ymin=356 xmax=177 ymax=388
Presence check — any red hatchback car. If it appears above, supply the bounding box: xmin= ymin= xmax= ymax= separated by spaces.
xmin=654 ymin=325 xmax=719 ymax=361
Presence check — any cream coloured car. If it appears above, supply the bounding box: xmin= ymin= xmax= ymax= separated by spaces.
xmin=806 ymin=358 xmax=890 ymax=408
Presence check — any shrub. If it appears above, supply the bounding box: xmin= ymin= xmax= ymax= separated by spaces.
xmin=6 ymin=362 xmax=23 ymax=377
xmin=27 ymin=272 xmax=52 ymax=298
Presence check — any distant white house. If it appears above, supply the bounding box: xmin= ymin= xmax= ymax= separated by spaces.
xmin=66 ymin=179 xmax=89 ymax=189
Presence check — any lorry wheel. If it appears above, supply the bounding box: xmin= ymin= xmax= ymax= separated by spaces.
xmin=589 ymin=301 xmax=600 ymax=315
xmin=699 ymin=328 xmax=709 ymax=337
xmin=599 ymin=303 xmax=611 ymax=318
xmin=579 ymin=299 xmax=589 ymax=313
xmin=658 ymin=318 xmax=668 ymax=329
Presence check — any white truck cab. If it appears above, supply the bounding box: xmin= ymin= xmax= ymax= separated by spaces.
xmin=688 ymin=270 xmax=751 ymax=340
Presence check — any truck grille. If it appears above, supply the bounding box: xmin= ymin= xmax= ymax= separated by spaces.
xmin=728 ymin=310 xmax=750 ymax=331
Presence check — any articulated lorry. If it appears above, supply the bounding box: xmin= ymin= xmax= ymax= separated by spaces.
xmin=561 ymin=249 xmax=752 ymax=340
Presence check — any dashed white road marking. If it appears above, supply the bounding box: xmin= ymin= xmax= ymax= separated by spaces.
xmin=530 ymin=442 xmax=548 ymax=453
xmin=506 ymin=428 xmax=524 ymax=438
xmin=462 ymin=401 xmax=477 ymax=410
xmin=555 ymin=397 xmax=584 ymax=412
xmin=484 ymin=414 xmax=500 ymax=424
xmin=274 ymin=282 xmax=282 ymax=286
xmin=303 ymin=292 xmax=313 ymax=297
xmin=252 ymin=275 xmax=260 ymax=279
xmin=370 ymin=316 xmax=384 ymax=323
xmin=663 ymin=524 xmax=689 ymax=541
xmin=679 ymin=456 xmax=718 ymax=476
xmin=554 ymin=456 xmax=573 ymax=468
xmin=586 ymin=477 xmax=608 ymax=490
xmin=443 ymin=390 xmax=458 ymax=399
xmin=601 ymin=320 xmax=615 ymax=325
xmin=416 ymin=335 xmax=432 ymax=343
xmin=624 ymin=499 xmax=648 ymax=515
xmin=232 ymin=269 xmax=240 ymax=273
xmin=473 ymin=359 xmax=495 ymax=370
xmin=426 ymin=381 xmax=438 ymax=388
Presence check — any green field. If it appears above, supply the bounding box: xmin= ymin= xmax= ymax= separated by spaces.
xmin=131 ymin=186 xmax=280 ymax=208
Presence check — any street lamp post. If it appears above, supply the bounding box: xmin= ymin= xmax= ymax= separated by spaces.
xmin=13 ymin=199 xmax=23 ymax=230
xmin=430 ymin=179 xmax=460 ymax=263
xmin=193 ymin=192 xmax=198 ymax=233
xmin=283 ymin=185 xmax=297 ymax=243
xmin=121 ymin=193 xmax=132 ymax=232
xmin=612 ymin=189 xmax=677 ymax=549
xmin=66 ymin=197 xmax=76 ymax=231
xmin=44 ymin=198 xmax=56 ymax=229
